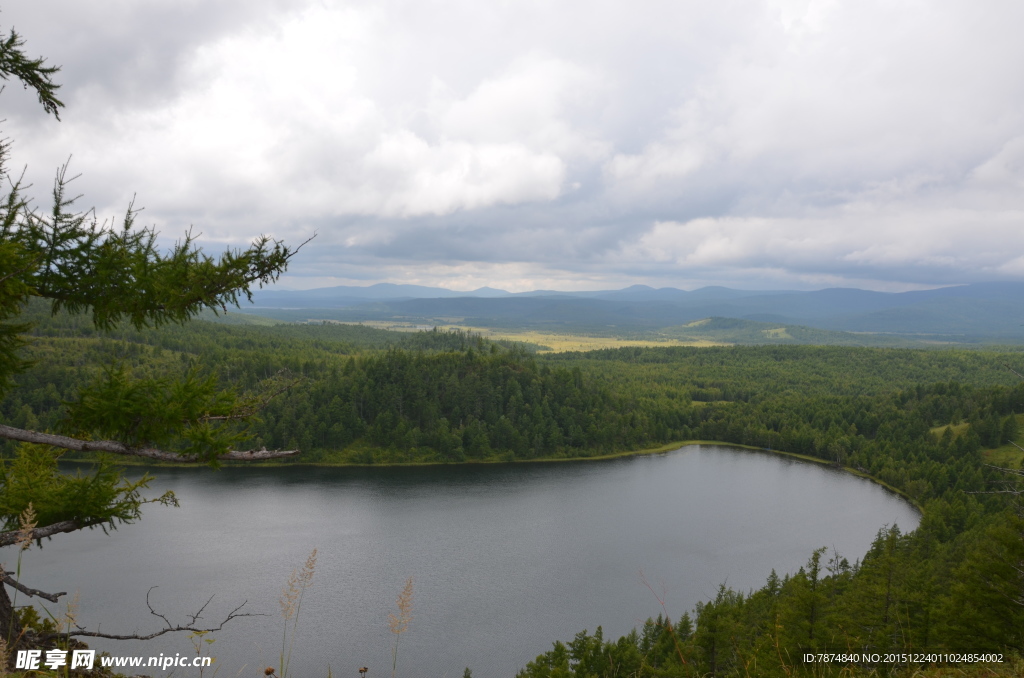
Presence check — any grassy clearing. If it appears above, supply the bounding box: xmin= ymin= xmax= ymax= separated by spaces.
xmin=435 ymin=326 xmax=724 ymax=352
xmin=305 ymin=319 xmax=437 ymax=332
xmin=986 ymin=444 xmax=1024 ymax=469
xmin=931 ymin=416 xmax=1024 ymax=469
xmin=198 ymin=309 xmax=285 ymax=326
xmin=761 ymin=327 xmax=793 ymax=339
xmin=317 ymin=320 xmax=726 ymax=352
xmin=992 ymin=414 xmax=1024 ymax=469
xmin=983 ymin=416 xmax=1024 ymax=469
xmin=930 ymin=422 xmax=971 ymax=438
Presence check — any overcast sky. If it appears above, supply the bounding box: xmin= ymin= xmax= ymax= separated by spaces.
xmin=4 ymin=0 xmax=1024 ymax=292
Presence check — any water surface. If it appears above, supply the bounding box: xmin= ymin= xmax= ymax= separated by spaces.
xmin=21 ymin=446 xmax=919 ymax=677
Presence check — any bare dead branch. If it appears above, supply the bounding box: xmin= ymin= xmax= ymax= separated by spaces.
xmin=183 ymin=592 xmax=215 ymax=627
xmin=984 ymin=463 xmax=1024 ymax=478
xmin=0 ymin=424 xmax=299 ymax=462
xmin=1002 ymin=363 xmax=1024 ymax=381
xmin=144 ymin=587 xmax=174 ymax=630
xmin=38 ymin=588 xmax=262 ymax=643
xmin=966 ymin=490 xmax=1024 ymax=495
xmin=1 ymin=572 xmax=65 ymax=602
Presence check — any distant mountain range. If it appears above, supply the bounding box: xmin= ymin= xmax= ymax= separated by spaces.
xmin=250 ymin=282 xmax=784 ymax=306
xmin=244 ymin=282 xmax=1024 ymax=343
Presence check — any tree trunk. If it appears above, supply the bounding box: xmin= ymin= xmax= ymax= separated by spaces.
xmin=0 ymin=582 xmax=24 ymax=651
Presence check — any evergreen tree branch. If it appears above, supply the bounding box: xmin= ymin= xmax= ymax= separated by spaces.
xmin=0 ymin=424 xmax=299 ymax=462
xmin=0 ymin=26 xmax=63 ymax=118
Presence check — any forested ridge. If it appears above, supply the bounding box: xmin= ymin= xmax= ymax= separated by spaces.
xmin=10 ymin=306 xmax=1024 ymax=465
xmin=3 ymin=310 xmax=1024 ymax=675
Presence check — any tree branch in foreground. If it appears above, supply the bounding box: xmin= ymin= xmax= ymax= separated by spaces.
xmin=41 ymin=588 xmax=262 ymax=643
xmin=0 ymin=424 xmax=298 ymax=462
xmin=0 ymin=517 xmax=111 ymax=547
xmin=1 ymin=572 xmax=65 ymax=602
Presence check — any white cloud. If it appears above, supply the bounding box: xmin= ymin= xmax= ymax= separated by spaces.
xmin=361 ymin=131 xmax=565 ymax=216
xmin=5 ymin=0 xmax=1024 ymax=289
xmin=969 ymin=136 xmax=1024 ymax=190
xmin=439 ymin=53 xmax=610 ymax=161
xmin=608 ymin=1 xmax=1024 ymax=195
xmin=8 ymin=3 xmax=582 ymax=228
xmin=619 ymin=200 xmax=1024 ymax=281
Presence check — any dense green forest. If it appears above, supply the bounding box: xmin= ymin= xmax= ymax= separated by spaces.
xmin=3 ymin=307 xmax=1024 ymax=676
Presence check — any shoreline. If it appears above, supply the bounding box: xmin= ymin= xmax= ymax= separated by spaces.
xmin=59 ymin=439 xmax=921 ymax=510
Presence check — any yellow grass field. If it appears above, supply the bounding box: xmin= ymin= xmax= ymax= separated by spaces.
xmin=335 ymin=320 xmax=724 ymax=352
xmin=459 ymin=328 xmax=723 ymax=352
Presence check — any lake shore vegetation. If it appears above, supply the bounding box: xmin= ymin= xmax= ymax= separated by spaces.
xmin=3 ymin=309 xmax=1024 ymax=674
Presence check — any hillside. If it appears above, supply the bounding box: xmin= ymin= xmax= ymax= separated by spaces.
xmin=243 ymin=282 xmax=1024 ymax=344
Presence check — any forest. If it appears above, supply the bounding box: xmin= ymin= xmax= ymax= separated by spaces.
xmin=3 ymin=306 xmax=1024 ymax=676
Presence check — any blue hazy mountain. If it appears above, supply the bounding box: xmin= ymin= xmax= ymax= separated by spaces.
xmin=246 ymin=281 xmax=1024 ymax=340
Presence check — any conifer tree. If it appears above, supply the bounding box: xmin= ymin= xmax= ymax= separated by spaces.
xmin=0 ymin=17 xmax=301 ymax=643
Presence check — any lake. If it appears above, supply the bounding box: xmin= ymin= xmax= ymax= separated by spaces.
xmin=21 ymin=445 xmax=919 ymax=677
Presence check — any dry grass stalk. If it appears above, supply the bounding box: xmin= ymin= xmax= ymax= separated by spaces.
xmin=279 ymin=548 xmax=317 ymax=621
xmin=16 ymin=503 xmax=36 ymax=551
xmin=388 ymin=577 xmax=413 ymax=636
xmin=389 ymin=577 xmax=413 ymax=678
xmin=278 ymin=548 xmax=317 ymax=678
xmin=63 ymin=590 xmax=80 ymax=632
xmin=8 ymin=503 xmax=38 ymax=652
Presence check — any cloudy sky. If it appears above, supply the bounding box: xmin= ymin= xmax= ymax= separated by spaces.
xmin=4 ymin=0 xmax=1024 ymax=292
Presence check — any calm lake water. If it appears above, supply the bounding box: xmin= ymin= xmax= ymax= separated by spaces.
xmin=21 ymin=446 xmax=918 ymax=677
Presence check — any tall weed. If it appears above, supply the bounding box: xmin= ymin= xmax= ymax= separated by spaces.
xmin=388 ymin=577 xmax=413 ymax=678
xmin=278 ymin=548 xmax=317 ymax=678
